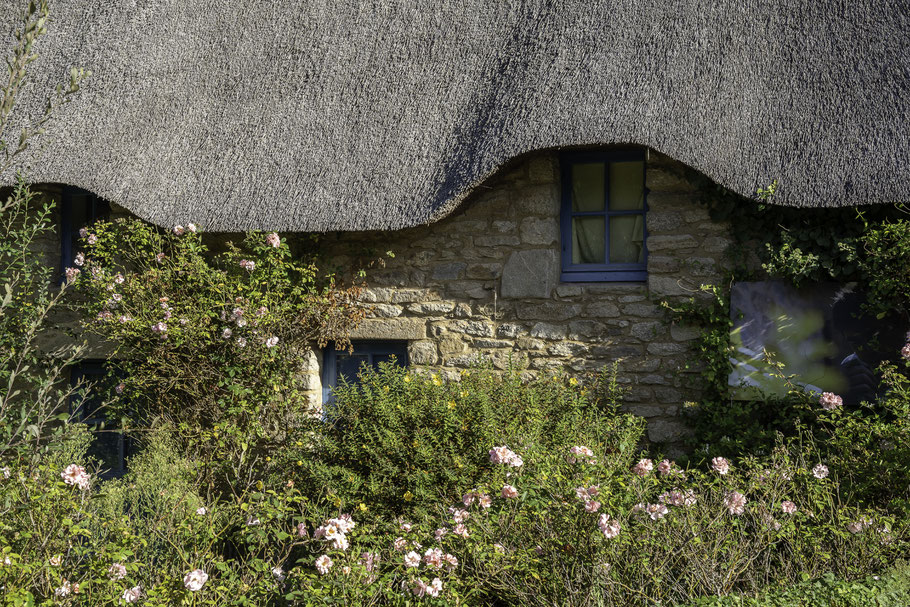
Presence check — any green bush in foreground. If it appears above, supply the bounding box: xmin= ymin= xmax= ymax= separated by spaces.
xmin=290 ymin=363 xmax=639 ymax=518
xmin=682 ymin=561 xmax=910 ymax=607
xmin=2 ymin=364 xmax=907 ymax=605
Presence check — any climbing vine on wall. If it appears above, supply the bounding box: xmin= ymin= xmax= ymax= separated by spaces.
xmin=664 ymin=166 xmax=910 ymax=456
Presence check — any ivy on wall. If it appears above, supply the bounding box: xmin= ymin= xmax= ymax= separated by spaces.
xmin=664 ymin=168 xmax=910 ymax=456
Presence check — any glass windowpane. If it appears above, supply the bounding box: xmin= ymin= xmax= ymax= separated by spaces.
xmin=337 ymin=354 xmax=369 ymax=384
xmin=572 ymin=217 xmax=605 ymax=264
xmin=373 ymin=353 xmax=402 ymax=367
xmin=608 ymin=161 xmax=644 ymax=210
xmin=609 ymin=216 xmax=645 ymax=263
xmin=571 ymin=163 xmax=605 ymax=212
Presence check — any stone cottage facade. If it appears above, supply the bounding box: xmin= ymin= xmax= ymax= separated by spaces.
xmin=303 ymin=148 xmax=732 ymax=445
xmin=30 ymin=146 xmax=730 ymax=447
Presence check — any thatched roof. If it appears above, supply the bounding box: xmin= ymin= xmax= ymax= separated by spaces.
xmin=2 ymin=2 xmax=908 ymax=231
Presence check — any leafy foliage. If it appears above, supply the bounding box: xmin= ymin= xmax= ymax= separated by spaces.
xmin=291 ymin=363 xmax=638 ymax=518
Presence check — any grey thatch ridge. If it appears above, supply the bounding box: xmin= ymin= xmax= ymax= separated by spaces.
xmin=2 ymin=1 xmax=909 ymax=232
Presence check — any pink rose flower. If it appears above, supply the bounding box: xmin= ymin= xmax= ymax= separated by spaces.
xmin=267 ymin=232 xmax=281 ymax=248
xmin=818 ymin=392 xmax=843 ymax=410
xmin=598 ymin=514 xmax=621 ymax=539
xmin=315 ymin=555 xmax=332 ymax=575
xmin=501 ymin=484 xmax=518 ymax=499
xmin=724 ymin=491 xmax=747 ymax=516
xmin=183 ymin=569 xmax=208 ymax=591
xmin=631 ymin=458 xmax=653 ymax=476
xmin=812 ymin=463 xmax=829 ymax=479
xmin=711 ymin=457 xmax=731 ymax=475
xmin=781 ymin=500 xmax=797 ymax=514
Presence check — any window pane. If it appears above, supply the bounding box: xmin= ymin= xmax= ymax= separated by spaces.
xmin=609 ymin=161 xmax=644 ymax=210
xmin=571 ymin=163 xmax=605 ymax=212
xmin=337 ymin=354 xmax=369 ymax=384
xmin=373 ymin=353 xmax=404 ymax=368
xmin=609 ymin=215 xmax=645 ymax=263
xmin=572 ymin=217 xmax=605 ymax=264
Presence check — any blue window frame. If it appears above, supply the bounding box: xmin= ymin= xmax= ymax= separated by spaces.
xmin=70 ymin=360 xmax=129 ymax=478
xmin=560 ymin=150 xmax=648 ymax=282
xmin=322 ymin=341 xmax=409 ymax=404
xmin=60 ymin=186 xmax=110 ymax=276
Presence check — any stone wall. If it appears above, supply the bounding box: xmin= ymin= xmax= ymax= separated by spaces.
xmin=318 ymin=150 xmax=733 ymax=446
xmin=26 ymin=149 xmax=734 ymax=447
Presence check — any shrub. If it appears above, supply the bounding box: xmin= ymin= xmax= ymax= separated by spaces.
xmin=289 ymin=362 xmax=641 ymax=517
xmin=70 ymin=218 xmax=368 ymax=488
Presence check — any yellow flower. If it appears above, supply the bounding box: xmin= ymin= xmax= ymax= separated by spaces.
xmin=403 ymin=491 xmax=414 ymax=502
xmin=297 ymin=460 xmax=303 ymax=466
xmin=431 ymin=374 xmax=442 ymax=386
xmin=403 ymin=375 xmax=411 ymax=383
xmin=447 ymin=401 xmax=456 ymax=409
xmin=256 ymin=480 xmax=263 ymax=490
xmin=359 ymin=503 xmax=368 ymax=512
xmin=383 ymin=385 xmax=390 ymax=392
xmin=569 ymin=377 xmax=578 ymax=386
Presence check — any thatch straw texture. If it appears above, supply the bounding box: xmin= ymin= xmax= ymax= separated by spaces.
xmin=2 ymin=1 xmax=908 ymax=231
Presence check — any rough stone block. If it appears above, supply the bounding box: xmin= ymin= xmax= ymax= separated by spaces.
xmin=654 ymin=387 xmax=682 ymax=403
xmin=493 ymin=220 xmax=517 ymax=233
xmin=648 ymin=275 xmax=688 ymax=297
xmin=567 ymin=320 xmax=607 ymax=339
xmin=464 ymin=263 xmax=501 ymax=280
xmin=630 ymin=320 xmax=664 ymax=341
xmin=528 ymin=155 xmax=556 ymax=184
xmin=646 ymin=211 xmax=683 ymax=233
xmin=519 ymin=217 xmax=559 ymax=245
xmin=584 ymin=302 xmax=620 ymax=318
xmin=474 ymin=234 xmax=521 ymax=247
xmin=647 ymin=342 xmax=688 ymax=356
xmin=556 ymin=284 xmax=583 ymax=298
xmin=408 ymin=340 xmax=439 ymax=365
xmin=670 ymin=323 xmax=702 ymax=341
xmin=704 ymin=236 xmax=732 ymax=253
xmin=453 ymin=320 xmax=495 ymax=337
xmin=473 ymin=339 xmax=513 ymax=349
xmin=547 ymin=342 xmax=587 ymax=357
xmin=371 ymin=303 xmax=403 ymax=318
xmin=501 ymin=249 xmax=558 ymax=299
xmin=349 ymin=318 xmax=427 ymax=340
xmin=516 ymin=336 xmax=546 ymax=350
xmin=647 ymin=256 xmax=681 ymax=273
xmin=497 ymin=323 xmax=523 ymax=338
xmin=450 ymin=219 xmax=489 ymax=234
xmin=684 ymin=257 xmax=718 ymax=277
xmin=453 ymin=303 xmax=473 ymax=318
xmin=646 ymin=235 xmax=698 ymax=251
xmin=516 ymin=302 xmax=582 ymax=321
xmin=529 ymin=322 xmax=567 ymax=340
xmin=438 ymin=336 xmax=467 ymax=356
xmin=431 ymin=262 xmax=467 ymax=281
xmin=407 ymin=302 xmax=456 ymax=315
xmin=390 ymin=289 xmax=432 ymax=304
xmin=514 ymin=184 xmax=559 ymax=217
xmin=646 ymin=168 xmax=696 ymax=193
xmin=621 ymin=302 xmax=662 ymax=318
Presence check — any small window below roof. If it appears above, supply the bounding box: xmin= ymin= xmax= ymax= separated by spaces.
xmin=322 ymin=341 xmax=409 ymax=404
xmin=70 ymin=360 xmax=130 ymax=479
xmin=60 ymin=186 xmax=110 ymax=276
xmin=560 ymin=150 xmax=648 ymax=282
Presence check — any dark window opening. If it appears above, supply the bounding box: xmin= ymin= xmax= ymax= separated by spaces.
xmin=322 ymin=341 xmax=409 ymax=404
xmin=70 ymin=360 xmax=129 ymax=479
xmin=60 ymin=186 xmax=110 ymax=276
xmin=560 ymin=150 xmax=648 ymax=282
